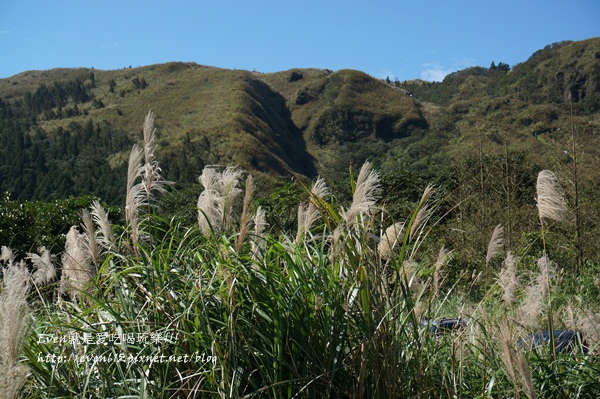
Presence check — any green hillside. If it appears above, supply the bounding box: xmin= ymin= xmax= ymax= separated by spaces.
xmin=0 ymin=59 xmax=431 ymax=202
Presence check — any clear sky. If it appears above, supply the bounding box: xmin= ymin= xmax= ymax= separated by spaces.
xmin=1 ymin=0 xmax=599 ymax=81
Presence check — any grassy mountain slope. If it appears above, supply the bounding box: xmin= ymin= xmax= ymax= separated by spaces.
xmin=0 ymin=62 xmax=427 ymax=202
xmin=397 ymin=38 xmax=600 ymax=166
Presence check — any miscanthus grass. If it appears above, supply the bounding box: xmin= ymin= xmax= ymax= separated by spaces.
xmin=10 ymin=115 xmax=599 ymax=398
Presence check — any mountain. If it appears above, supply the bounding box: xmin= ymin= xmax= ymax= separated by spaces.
xmin=0 ymin=38 xmax=598 ymax=204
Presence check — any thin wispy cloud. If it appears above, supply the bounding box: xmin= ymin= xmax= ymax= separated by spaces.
xmin=0 ymin=30 xmax=11 ymax=35
xmin=420 ymin=57 xmax=476 ymax=82
xmin=420 ymin=62 xmax=453 ymax=82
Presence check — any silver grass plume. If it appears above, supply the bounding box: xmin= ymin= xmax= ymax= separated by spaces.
xmin=536 ymin=170 xmax=569 ymax=224
xmin=409 ymin=184 xmax=434 ymax=242
xmin=198 ymin=166 xmax=225 ymax=235
xmin=140 ymin=111 xmax=172 ymax=200
xmin=497 ymin=251 xmax=519 ymax=306
xmin=330 ymin=162 xmax=377 ymax=275
xmin=197 ymin=166 xmax=243 ymax=236
xmin=220 ymin=167 xmax=243 ymax=232
xmin=0 ymin=260 xmax=30 ymax=399
xmin=402 ymin=260 xmax=424 ymax=296
xmin=296 ymin=176 xmax=329 ymax=242
xmin=90 ymin=200 xmax=116 ymax=249
xmin=198 ymin=167 xmax=220 ymax=192
xmin=197 ymin=188 xmax=224 ymax=235
xmin=253 ymin=206 xmax=267 ymax=238
xmin=378 ymin=222 xmax=405 ymax=260
xmin=485 ymin=224 xmax=504 ymax=269
xmin=126 ymin=144 xmax=144 ymax=253
xmin=432 ymin=246 xmax=451 ymax=297
xmin=0 ymin=246 xmax=15 ymax=263
xmin=519 ymin=254 xmax=555 ymax=328
xmin=251 ymin=206 xmax=267 ymax=259
xmin=296 ymin=205 xmax=308 ymax=242
xmin=28 ymin=246 xmax=56 ymax=286
xmin=81 ymin=209 xmax=99 ymax=268
xmin=344 ymin=161 xmax=379 ymax=227
xmin=520 ymin=284 xmax=543 ymax=328
xmin=59 ymin=226 xmax=94 ymax=300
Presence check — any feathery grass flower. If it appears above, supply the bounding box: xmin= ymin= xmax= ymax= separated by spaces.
xmin=378 ymin=222 xmax=405 ymax=260
xmin=197 ymin=166 xmax=243 ymax=235
xmin=0 ymin=260 xmax=31 ymax=399
xmin=59 ymin=226 xmax=94 ymax=300
xmin=536 ymin=170 xmax=569 ymax=224
xmin=497 ymin=251 xmax=519 ymax=306
xmin=28 ymin=246 xmax=56 ymax=286
xmin=90 ymin=200 xmax=116 ymax=249
xmin=485 ymin=224 xmax=504 ymax=269
xmin=296 ymin=176 xmax=329 ymax=242
xmin=344 ymin=161 xmax=379 ymax=226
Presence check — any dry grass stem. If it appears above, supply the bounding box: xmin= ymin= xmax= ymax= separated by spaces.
xmin=497 ymin=323 xmax=519 ymax=396
xmin=516 ymin=348 xmax=537 ymax=399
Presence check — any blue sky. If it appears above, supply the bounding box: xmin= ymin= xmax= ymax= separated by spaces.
xmin=1 ymin=0 xmax=599 ymax=81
